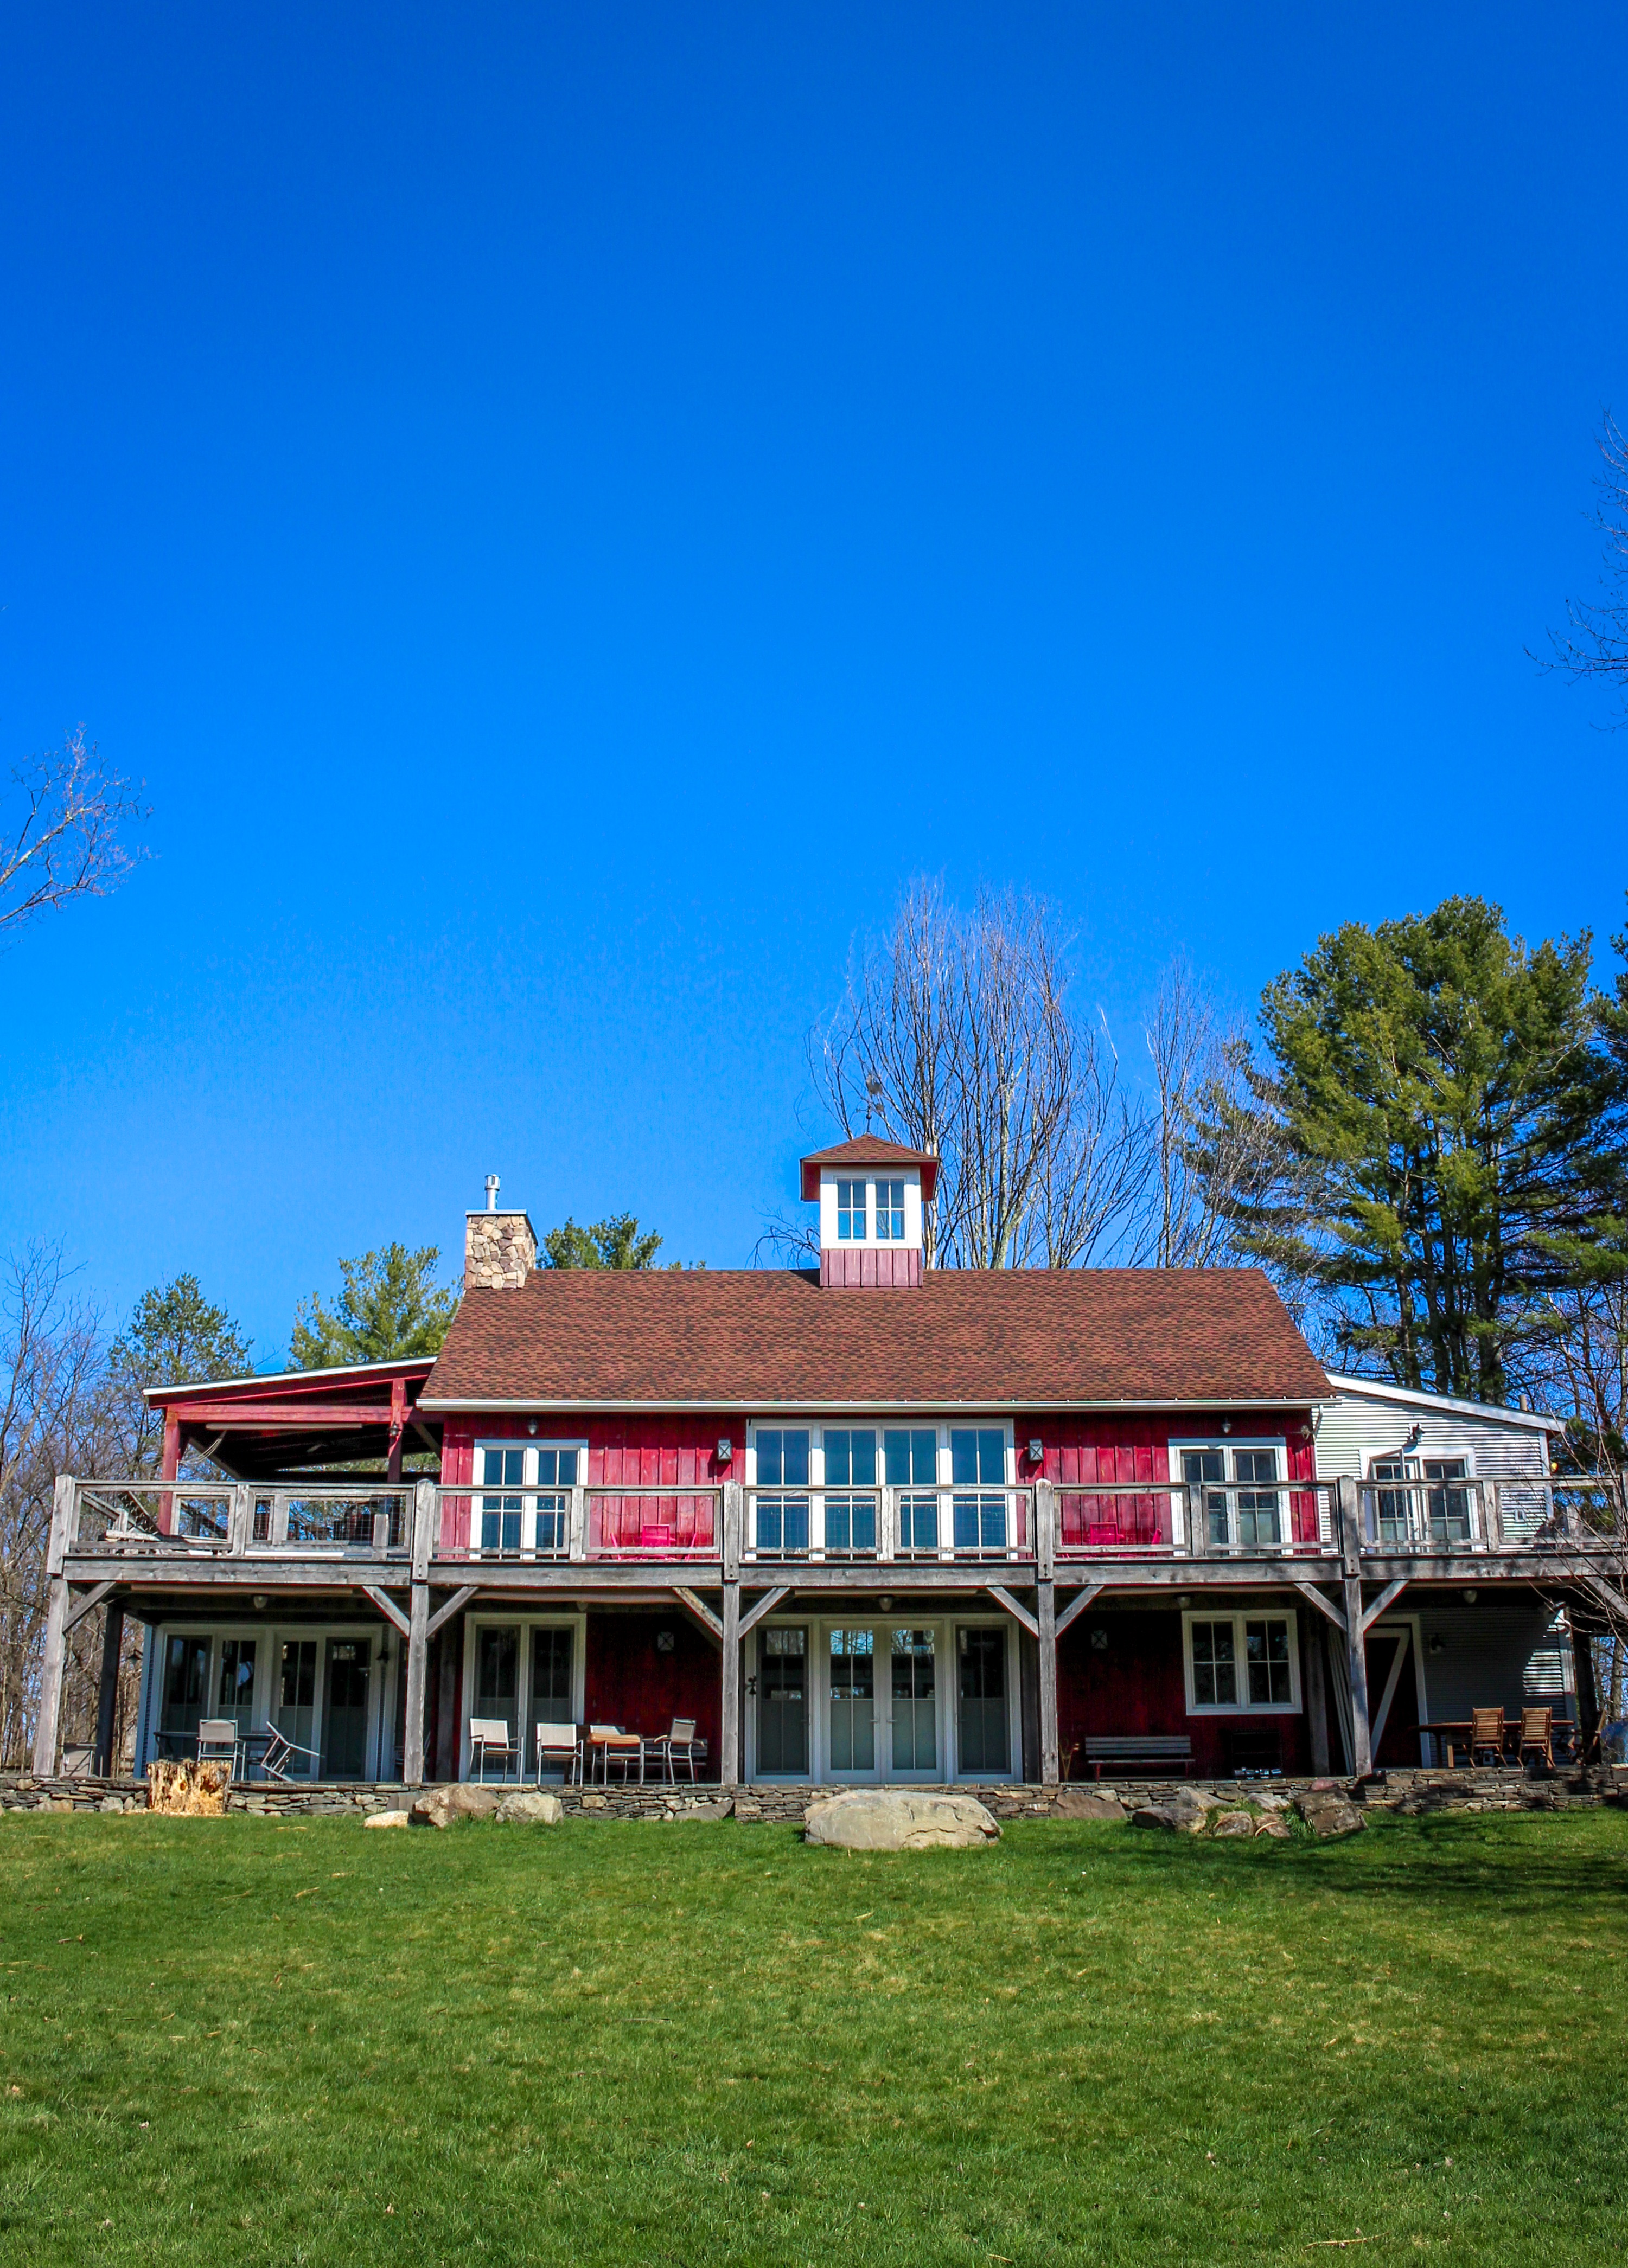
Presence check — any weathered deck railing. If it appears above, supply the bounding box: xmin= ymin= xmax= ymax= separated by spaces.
xmin=66 ymin=1480 xmax=411 ymax=1558
xmin=1357 ymin=1473 xmax=1625 ymax=1555
xmin=1054 ymin=1478 xmax=1335 ymax=1558
xmin=433 ymin=1483 xmax=722 ymax=1561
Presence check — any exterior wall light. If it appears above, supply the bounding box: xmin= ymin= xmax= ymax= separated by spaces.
xmin=1027 ymin=1438 xmax=1044 ymax=1466
xmin=716 ymin=1437 xmax=733 ymax=1466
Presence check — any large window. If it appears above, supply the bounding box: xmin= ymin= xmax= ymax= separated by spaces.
xmin=1183 ymin=1612 xmax=1299 ymax=1713
xmin=1177 ymin=1443 xmax=1284 ymax=1552
xmin=476 ymin=1441 xmax=581 ymax=1556
xmin=823 ymin=1428 xmax=877 ymax=1554
xmin=1371 ymin=1455 xmax=1472 ymax=1547
xmin=755 ymin=1428 xmax=810 ymax=1554
xmin=836 ymin=1180 xmax=867 ymax=1240
xmin=886 ymin=1427 xmax=940 ymax=1553
xmin=950 ymin=1428 xmax=1008 ymax=1552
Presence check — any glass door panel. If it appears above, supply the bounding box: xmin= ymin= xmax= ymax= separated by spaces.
xmin=1234 ymin=1451 xmax=1280 ymax=1549
xmin=322 ymin=1639 xmax=371 ymax=1779
xmin=159 ymin=1635 xmax=210 ymax=1757
xmin=950 ymin=1430 xmax=1007 ymax=1552
xmin=1183 ymin=1449 xmax=1228 ymax=1548
xmin=276 ymin=1640 xmax=318 ymax=1774
xmin=957 ymin=1627 xmax=1008 ymax=1775
xmin=527 ymin=1627 xmax=574 ymax=1774
xmin=475 ymin=1625 xmax=520 ymax=1764
xmin=216 ymin=1638 xmax=257 ymax=1743
xmin=757 ymin=1628 xmax=808 ymax=1773
xmin=891 ymin=1629 xmax=937 ymax=1771
xmin=828 ymin=1629 xmax=876 ymax=1773
xmin=481 ymin=1447 xmax=523 ymax=1554
xmin=886 ymin=1428 xmax=939 ymax=1553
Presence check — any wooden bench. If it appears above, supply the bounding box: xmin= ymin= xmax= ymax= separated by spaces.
xmin=1083 ymin=1735 xmax=1192 ymax=1780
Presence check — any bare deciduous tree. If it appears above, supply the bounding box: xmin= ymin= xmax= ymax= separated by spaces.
xmin=1538 ymin=413 xmax=1628 ymax=721
xmin=815 ymin=881 xmax=1157 ymax=1271
xmin=1 ymin=726 xmax=145 ymax=936
xmin=0 ymin=1249 xmax=126 ymax=1769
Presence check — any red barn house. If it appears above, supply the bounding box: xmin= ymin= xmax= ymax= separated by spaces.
xmin=35 ymin=1139 xmax=1602 ymax=1793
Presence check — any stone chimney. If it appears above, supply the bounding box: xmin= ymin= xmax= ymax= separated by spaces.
xmin=464 ymin=1177 xmax=538 ymax=1291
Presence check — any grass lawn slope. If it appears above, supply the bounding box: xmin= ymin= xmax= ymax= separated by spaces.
xmin=1 ymin=1808 xmax=1624 ymax=2263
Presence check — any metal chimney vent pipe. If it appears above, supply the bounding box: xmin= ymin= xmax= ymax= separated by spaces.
xmin=485 ymin=1174 xmax=500 ymax=1213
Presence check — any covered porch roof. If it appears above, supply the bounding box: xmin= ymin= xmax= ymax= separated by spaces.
xmin=146 ymin=1357 xmax=440 ymax=1481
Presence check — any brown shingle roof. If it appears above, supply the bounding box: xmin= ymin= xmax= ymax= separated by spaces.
xmin=421 ymin=1268 xmax=1330 ymax=1409
xmin=800 ymin=1137 xmax=940 ymax=1201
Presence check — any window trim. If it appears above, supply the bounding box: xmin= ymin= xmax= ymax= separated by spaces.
xmin=1180 ymin=1606 xmax=1302 ymax=1715
xmin=1166 ymin=1437 xmax=1287 ymax=1552
xmin=470 ymin=1437 xmax=588 ymax=1559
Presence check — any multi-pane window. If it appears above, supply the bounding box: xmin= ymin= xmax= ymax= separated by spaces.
xmin=875 ymin=1180 xmax=905 ymax=1240
xmin=481 ymin=1446 xmax=524 ymax=1552
xmin=1186 ymin=1613 xmax=1297 ymax=1712
xmin=836 ymin=1180 xmax=867 ymax=1240
xmin=1371 ymin=1455 xmax=1471 ymax=1546
xmin=823 ymin=1428 xmax=877 ymax=1554
xmin=950 ymin=1427 xmax=1007 ymax=1552
xmin=476 ymin=1443 xmax=579 ymax=1555
xmin=216 ymin=1638 xmax=257 ymax=1734
xmin=1179 ymin=1444 xmax=1281 ymax=1551
xmin=886 ymin=1427 xmax=940 ymax=1552
xmin=756 ymin=1428 xmax=810 ymax=1554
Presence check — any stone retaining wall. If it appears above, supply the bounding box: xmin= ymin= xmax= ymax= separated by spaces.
xmin=5 ymin=1764 xmax=1624 ymax=1822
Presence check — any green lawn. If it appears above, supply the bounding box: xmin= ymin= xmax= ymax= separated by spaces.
xmin=1 ymin=1808 xmax=1624 ymax=2265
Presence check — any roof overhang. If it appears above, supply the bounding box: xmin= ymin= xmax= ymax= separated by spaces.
xmin=144 ymin=1355 xmax=437 ymax=1408
xmin=1324 ymin=1373 xmax=1564 ymax=1434
xmin=418 ymin=1394 xmax=1327 ymax=1415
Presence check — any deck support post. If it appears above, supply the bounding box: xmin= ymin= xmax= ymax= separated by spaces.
xmin=31 ymin=1476 xmax=75 ymax=1777
xmin=1336 ymin=1475 xmax=1372 ymax=1777
xmin=720 ymin=1580 xmax=741 ymax=1791
xmin=1571 ymin=1609 xmax=1601 ymax=1770
xmin=1038 ymin=1576 xmax=1059 ymax=1786
xmin=1303 ymin=1610 xmax=1330 ymax=1777
xmin=403 ymin=1478 xmax=435 ymax=1786
xmin=94 ymin=1594 xmax=125 ymax=1776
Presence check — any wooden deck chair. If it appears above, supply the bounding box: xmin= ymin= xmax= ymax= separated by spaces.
xmin=1469 ymin=1706 xmax=1507 ymax=1766
xmin=1518 ymin=1706 xmax=1554 ymax=1770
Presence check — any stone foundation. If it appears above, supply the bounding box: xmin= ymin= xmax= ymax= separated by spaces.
xmin=5 ymin=1764 xmax=1624 ymax=1822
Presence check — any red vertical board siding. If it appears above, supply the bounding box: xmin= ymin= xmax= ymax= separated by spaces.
xmin=1057 ymin=1610 xmax=1311 ymax=1778
xmin=584 ymin=1609 xmax=719 ymax=1761
xmin=440 ymin=1411 xmax=734 ymax=1552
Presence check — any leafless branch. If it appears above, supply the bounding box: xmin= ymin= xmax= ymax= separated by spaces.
xmin=1 ymin=727 xmax=147 ymax=936
xmin=1536 ymin=412 xmax=1628 ymax=722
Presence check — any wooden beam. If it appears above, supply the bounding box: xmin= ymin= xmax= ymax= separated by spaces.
xmin=164 ymin=1400 xmax=411 ymax=1429
xmin=1291 ymin=1579 xmax=1348 ymax=1634
xmin=737 ymin=1585 xmax=791 ymax=1639
xmin=1336 ymin=1477 xmax=1372 ymax=1777
xmin=1582 ymin=1573 xmax=1628 ymax=1624
xmin=31 ymin=1477 xmax=74 ymax=1775
xmin=95 ymin=1597 xmax=125 ymax=1776
xmin=1055 ymin=1582 xmax=1105 ymax=1638
xmin=985 ymin=1584 xmax=1039 ymax=1639
xmin=403 ymin=1578 xmax=430 ymax=1786
xmin=1360 ymin=1577 xmax=1410 ymax=1635
xmin=425 ymin=1585 xmax=478 ymax=1641
xmin=673 ymin=1586 xmax=724 ymax=1641
xmin=62 ymin=1578 xmax=119 ymax=1636
xmin=360 ymin=1585 xmax=412 ymax=1639
xmin=1038 ymin=1578 xmax=1058 ymax=1787
xmin=720 ymin=1581 xmax=740 ymax=1791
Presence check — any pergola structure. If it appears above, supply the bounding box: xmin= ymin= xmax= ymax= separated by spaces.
xmin=154 ymin=1357 xmax=441 ymax=1483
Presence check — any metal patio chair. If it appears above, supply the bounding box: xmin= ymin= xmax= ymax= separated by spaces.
xmin=469 ymin=1718 xmax=518 ymax=1783
xmin=259 ymin=1718 xmax=320 ymax=1783
xmin=196 ymin=1718 xmax=243 ymax=1776
xmin=644 ymin=1716 xmax=702 ymax=1785
xmin=534 ymin=1721 xmax=583 ymax=1785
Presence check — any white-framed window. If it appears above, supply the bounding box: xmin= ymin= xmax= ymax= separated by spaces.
xmin=1368 ymin=1453 xmax=1473 ymax=1547
xmin=474 ymin=1438 xmax=586 ymax=1557
xmin=1169 ymin=1439 xmax=1285 ymax=1551
xmin=875 ymin=1180 xmax=905 ymax=1240
xmin=744 ymin=1420 xmax=1015 ymax=1559
xmin=835 ymin=1179 xmax=867 ymax=1240
xmin=1181 ymin=1609 xmax=1300 ymax=1714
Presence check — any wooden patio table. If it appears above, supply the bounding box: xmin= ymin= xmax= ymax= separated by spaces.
xmin=585 ymin=1729 xmax=644 ymax=1786
xmin=1418 ymin=1720 xmax=1519 ymax=1766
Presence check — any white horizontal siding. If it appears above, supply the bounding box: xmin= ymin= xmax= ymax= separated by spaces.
xmin=1315 ymin=1383 xmax=1554 ymax=1543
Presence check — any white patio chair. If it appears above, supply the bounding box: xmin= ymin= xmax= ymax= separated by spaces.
xmin=534 ymin=1721 xmax=583 ymax=1785
xmin=196 ymin=1718 xmax=243 ymax=1776
xmin=470 ymin=1718 xmax=518 ymax=1783
xmin=644 ymin=1717 xmax=702 ymax=1785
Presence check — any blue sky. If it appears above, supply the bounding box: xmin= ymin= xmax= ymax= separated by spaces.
xmin=2 ymin=4 xmax=1625 ymax=1360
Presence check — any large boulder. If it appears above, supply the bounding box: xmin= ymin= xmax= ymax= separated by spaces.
xmin=1295 ymin=1790 xmax=1365 ymax=1839
xmin=410 ymin=1784 xmax=505 ymax=1830
xmin=494 ymin=1791 xmax=563 ymax=1825
xmin=1054 ymin=1789 xmax=1127 ymax=1822
xmin=803 ymin=1791 xmax=1001 ymax=1850
xmin=1132 ymin=1802 xmax=1208 ymax=1834
xmin=1212 ymin=1810 xmax=1256 ymax=1838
